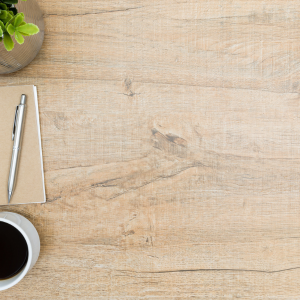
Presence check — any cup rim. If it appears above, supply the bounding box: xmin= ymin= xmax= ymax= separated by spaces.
xmin=0 ymin=217 xmax=33 ymax=291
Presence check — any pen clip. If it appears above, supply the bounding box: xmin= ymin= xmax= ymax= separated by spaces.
xmin=12 ymin=105 xmax=19 ymax=141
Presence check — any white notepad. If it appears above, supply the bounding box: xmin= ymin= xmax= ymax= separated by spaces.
xmin=0 ymin=85 xmax=46 ymax=205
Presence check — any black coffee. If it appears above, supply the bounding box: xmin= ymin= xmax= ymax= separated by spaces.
xmin=0 ymin=221 xmax=28 ymax=280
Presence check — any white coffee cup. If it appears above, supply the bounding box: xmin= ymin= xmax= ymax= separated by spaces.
xmin=0 ymin=212 xmax=40 ymax=291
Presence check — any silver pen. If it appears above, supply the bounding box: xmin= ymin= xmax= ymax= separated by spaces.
xmin=8 ymin=94 xmax=27 ymax=203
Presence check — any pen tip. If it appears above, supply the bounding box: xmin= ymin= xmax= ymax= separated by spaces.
xmin=8 ymin=191 xmax=12 ymax=204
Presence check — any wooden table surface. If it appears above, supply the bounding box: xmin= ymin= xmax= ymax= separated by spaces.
xmin=1 ymin=0 xmax=300 ymax=299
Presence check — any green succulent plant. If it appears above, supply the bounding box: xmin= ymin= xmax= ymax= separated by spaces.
xmin=0 ymin=0 xmax=39 ymax=51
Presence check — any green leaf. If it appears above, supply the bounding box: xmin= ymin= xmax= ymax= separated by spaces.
xmin=17 ymin=22 xmax=29 ymax=35
xmin=3 ymin=32 xmax=14 ymax=51
xmin=2 ymin=0 xmax=18 ymax=4
xmin=17 ymin=23 xmax=39 ymax=35
xmin=0 ymin=4 xmax=7 ymax=10
xmin=0 ymin=27 xmax=3 ymax=36
xmin=15 ymin=31 xmax=24 ymax=44
xmin=7 ymin=23 xmax=14 ymax=35
xmin=0 ymin=20 xmax=5 ymax=31
xmin=19 ymin=31 xmax=29 ymax=36
xmin=2 ymin=12 xmax=12 ymax=24
xmin=5 ymin=14 xmax=16 ymax=28
xmin=14 ymin=13 xmax=23 ymax=27
xmin=0 ymin=10 xmax=8 ymax=20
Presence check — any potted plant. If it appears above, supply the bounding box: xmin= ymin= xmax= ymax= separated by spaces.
xmin=0 ymin=0 xmax=40 ymax=51
xmin=0 ymin=0 xmax=44 ymax=74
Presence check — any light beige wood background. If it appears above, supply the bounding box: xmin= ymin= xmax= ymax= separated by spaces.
xmin=1 ymin=0 xmax=300 ymax=299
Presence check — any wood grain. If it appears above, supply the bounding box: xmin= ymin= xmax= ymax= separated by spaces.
xmin=1 ymin=0 xmax=300 ymax=299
